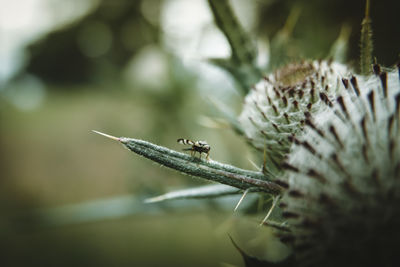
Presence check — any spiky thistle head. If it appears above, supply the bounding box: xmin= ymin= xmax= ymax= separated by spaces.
xmin=275 ymin=66 xmax=400 ymax=266
xmin=238 ymin=60 xmax=351 ymax=172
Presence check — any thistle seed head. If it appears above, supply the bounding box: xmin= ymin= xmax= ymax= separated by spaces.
xmin=238 ymin=60 xmax=351 ymax=170
xmin=278 ymin=67 xmax=400 ymax=266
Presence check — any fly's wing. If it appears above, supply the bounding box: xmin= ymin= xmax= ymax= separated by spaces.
xmin=177 ymin=138 xmax=195 ymax=152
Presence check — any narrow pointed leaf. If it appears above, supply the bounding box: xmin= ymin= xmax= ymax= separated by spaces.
xmin=207 ymin=0 xmax=261 ymax=92
xmin=207 ymin=0 xmax=257 ymax=66
xmin=93 ymin=131 xmax=283 ymax=195
xmin=145 ymin=184 xmax=241 ymax=203
xmin=329 ymin=24 xmax=351 ymax=63
xmin=360 ymin=0 xmax=373 ymax=75
xmin=262 ymin=220 xmax=291 ymax=232
xmin=207 ymin=95 xmax=245 ymax=135
xmin=209 ymin=57 xmax=261 ymax=94
xmin=268 ymin=6 xmax=301 ymax=70
xmin=229 ymin=235 xmax=294 ymax=267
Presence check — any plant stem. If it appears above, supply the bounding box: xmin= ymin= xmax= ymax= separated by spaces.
xmin=360 ymin=0 xmax=373 ymax=75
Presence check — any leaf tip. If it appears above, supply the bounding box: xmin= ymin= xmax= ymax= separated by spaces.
xmin=92 ymin=130 xmax=121 ymax=142
xmin=143 ymin=196 xmax=163 ymax=204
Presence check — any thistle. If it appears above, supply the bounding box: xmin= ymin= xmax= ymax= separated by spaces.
xmin=94 ymin=65 xmax=400 ymax=266
xmin=276 ymin=66 xmax=400 ymax=267
xmin=238 ymin=60 xmax=351 ymax=172
xmin=93 ymin=0 xmax=400 ymax=266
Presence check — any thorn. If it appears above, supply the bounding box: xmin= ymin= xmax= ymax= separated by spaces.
xmin=92 ymin=130 xmax=121 ymax=142
xmin=272 ymin=104 xmax=279 ymax=115
xmin=329 ymin=125 xmax=344 ymax=148
xmin=260 ymin=196 xmax=280 ymax=226
xmin=373 ymin=61 xmax=381 ymax=75
xmin=360 ymin=116 xmax=369 ymax=144
xmin=341 ymin=78 xmax=349 ymax=89
xmin=234 ymin=189 xmax=250 ymax=212
xmin=262 ymin=143 xmax=268 ymax=172
xmin=247 ymin=158 xmax=262 ymax=171
xmin=367 ymin=90 xmax=376 ymax=121
xmin=144 ymin=196 xmax=163 ymax=203
xmin=337 ymin=95 xmax=350 ymax=119
xmin=379 ymin=72 xmax=388 ymax=97
xmin=282 ymin=96 xmax=288 ymax=107
xmin=284 ymin=113 xmax=290 ymax=123
xmin=307 ymin=169 xmax=327 ymax=183
xmin=281 ymin=162 xmax=300 ymax=172
xmin=350 ymin=76 xmax=360 ymax=96
xmin=293 ymin=100 xmax=299 ymax=110
xmin=365 ymin=0 xmax=370 ymax=18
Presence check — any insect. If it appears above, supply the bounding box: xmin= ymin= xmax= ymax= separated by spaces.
xmin=177 ymin=138 xmax=210 ymax=160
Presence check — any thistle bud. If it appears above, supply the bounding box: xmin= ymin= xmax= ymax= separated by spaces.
xmin=277 ymin=67 xmax=400 ymax=266
xmin=238 ymin=60 xmax=351 ymax=170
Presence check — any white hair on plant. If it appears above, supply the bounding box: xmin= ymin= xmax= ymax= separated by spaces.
xmin=277 ymin=66 xmax=400 ymax=266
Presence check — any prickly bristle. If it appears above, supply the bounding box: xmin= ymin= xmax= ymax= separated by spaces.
xmin=279 ymin=68 xmax=400 ymax=266
xmin=239 ymin=60 xmax=351 ymax=171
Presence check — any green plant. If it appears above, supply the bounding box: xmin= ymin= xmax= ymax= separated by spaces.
xmin=95 ymin=0 xmax=400 ymax=266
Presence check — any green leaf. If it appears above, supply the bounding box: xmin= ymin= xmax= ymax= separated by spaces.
xmin=92 ymin=131 xmax=283 ymax=195
xmin=229 ymin=235 xmax=294 ymax=267
xmin=207 ymin=0 xmax=257 ymax=66
xmin=145 ymin=184 xmax=241 ymax=203
xmin=34 ymin=195 xmax=151 ymax=227
xmin=209 ymin=58 xmax=261 ymax=94
xmin=207 ymin=94 xmax=245 ymax=135
xmin=329 ymin=24 xmax=351 ymax=63
xmin=207 ymin=0 xmax=262 ymax=93
xmin=360 ymin=0 xmax=373 ymax=75
xmin=268 ymin=6 xmax=301 ymax=71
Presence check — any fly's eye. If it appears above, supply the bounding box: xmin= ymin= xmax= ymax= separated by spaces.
xmin=198 ymin=141 xmax=208 ymax=146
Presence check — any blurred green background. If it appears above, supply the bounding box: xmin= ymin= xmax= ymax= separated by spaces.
xmin=0 ymin=0 xmax=399 ymax=266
